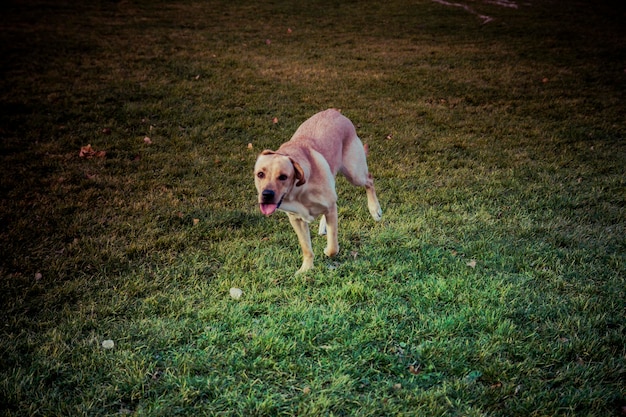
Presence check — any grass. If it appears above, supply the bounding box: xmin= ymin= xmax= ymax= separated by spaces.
xmin=1 ymin=0 xmax=625 ymax=415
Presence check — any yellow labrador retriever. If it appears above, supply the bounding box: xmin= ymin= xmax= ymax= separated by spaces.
xmin=254 ymin=109 xmax=382 ymax=273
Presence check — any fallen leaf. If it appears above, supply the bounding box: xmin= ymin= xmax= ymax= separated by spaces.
xmin=302 ymin=386 xmax=311 ymax=395
xmin=79 ymin=144 xmax=106 ymax=158
xmin=393 ymin=383 xmax=402 ymax=390
xmin=408 ymin=364 xmax=421 ymax=375
xmin=272 ymin=117 xmax=279 ymax=124
xmin=287 ymin=28 xmax=293 ymax=34
xmin=34 ymin=272 xmax=43 ymax=281
xmin=265 ymin=39 xmax=271 ymax=45
xmin=144 ymin=136 xmax=152 ymax=145
xmin=247 ymin=143 xmax=253 ymax=150
xmin=542 ymin=77 xmax=549 ymax=83
xmin=193 ymin=218 xmax=200 ymax=226
xmin=350 ymin=251 xmax=358 ymax=259
xmin=490 ymin=381 xmax=502 ymax=389
xmin=79 ymin=144 xmax=93 ymax=158
xmin=467 ymin=259 xmax=477 ymax=268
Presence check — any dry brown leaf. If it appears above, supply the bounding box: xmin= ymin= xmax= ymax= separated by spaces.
xmin=79 ymin=144 xmax=106 ymax=159
xmin=467 ymin=259 xmax=477 ymax=268
xmin=79 ymin=144 xmax=94 ymax=158
xmin=408 ymin=364 xmax=421 ymax=375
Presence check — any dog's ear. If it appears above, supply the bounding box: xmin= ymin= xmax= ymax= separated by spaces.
xmin=260 ymin=150 xmax=275 ymax=156
xmin=291 ymin=159 xmax=306 ymax=186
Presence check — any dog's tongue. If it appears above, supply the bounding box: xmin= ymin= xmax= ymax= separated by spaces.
xmin=260 ymin=203 xmax=278 ymax=216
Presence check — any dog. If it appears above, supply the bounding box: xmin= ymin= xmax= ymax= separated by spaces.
xmin=254 ymin=109 xmax=382 ymax=273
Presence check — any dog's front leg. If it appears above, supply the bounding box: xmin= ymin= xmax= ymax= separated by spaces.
xmin=287 ymin=213 xmax=314 ymax=274
xmin=323 ymin=204 xmax=339 ymax=258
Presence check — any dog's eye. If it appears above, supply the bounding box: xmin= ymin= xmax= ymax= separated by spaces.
xmin=278 ymin=174 xmax=288 ymax=181
xmin=257 ymin=172 xmax=265 ymax=179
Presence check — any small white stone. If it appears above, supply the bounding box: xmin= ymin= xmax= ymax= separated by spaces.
xmin=229 ymin=287 xmax=243 ymax=300
xmin=102 ymin=339 xmax=115 ymax=349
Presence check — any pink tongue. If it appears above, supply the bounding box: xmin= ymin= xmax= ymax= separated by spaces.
xmin=260 ymin=203 xmax=278 ymax=216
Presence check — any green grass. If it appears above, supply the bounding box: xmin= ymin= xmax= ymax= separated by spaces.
xmin=1 ymin=0 xmax=625 ymax=415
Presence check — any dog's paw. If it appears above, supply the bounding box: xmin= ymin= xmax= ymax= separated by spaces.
xmin=296 ymin=260 xmax=314 ymax=275
xmin=324 ymin=245 xmax=339 ymax=257
xmin=370 ymin=205 xmax=382 ymax=221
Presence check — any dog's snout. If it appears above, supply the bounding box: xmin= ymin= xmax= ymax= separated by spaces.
xmin=261 ymin=190 xmax=275 ymax=202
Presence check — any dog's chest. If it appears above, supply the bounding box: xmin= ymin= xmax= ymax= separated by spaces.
xmin=279 ymin=200 xmax=325 ymax=223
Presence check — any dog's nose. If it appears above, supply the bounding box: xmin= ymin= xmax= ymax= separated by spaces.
xmin=261 ymin=190 xmax=275 ymax=202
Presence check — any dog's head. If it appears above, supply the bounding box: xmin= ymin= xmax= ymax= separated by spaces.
xmin=254 ymin=150 xmax=305 ymax=216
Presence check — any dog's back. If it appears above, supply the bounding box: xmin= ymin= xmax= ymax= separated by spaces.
xmin=279 ymin=109 xmax=356 ymax=176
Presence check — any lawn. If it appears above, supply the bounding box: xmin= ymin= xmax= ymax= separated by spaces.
xmin=1 ymin=0 xmax=624 ymax=415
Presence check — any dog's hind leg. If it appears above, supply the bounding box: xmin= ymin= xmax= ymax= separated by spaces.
xmin=323 ymin=204 xmax=339 ymax=257
xmin=341 ymin=138 xmax=382 ymax=222
xmin=364 ymin=173 xmax=382 ymax=221
xmin=318 ymin=215 xmax=327 ymax=236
